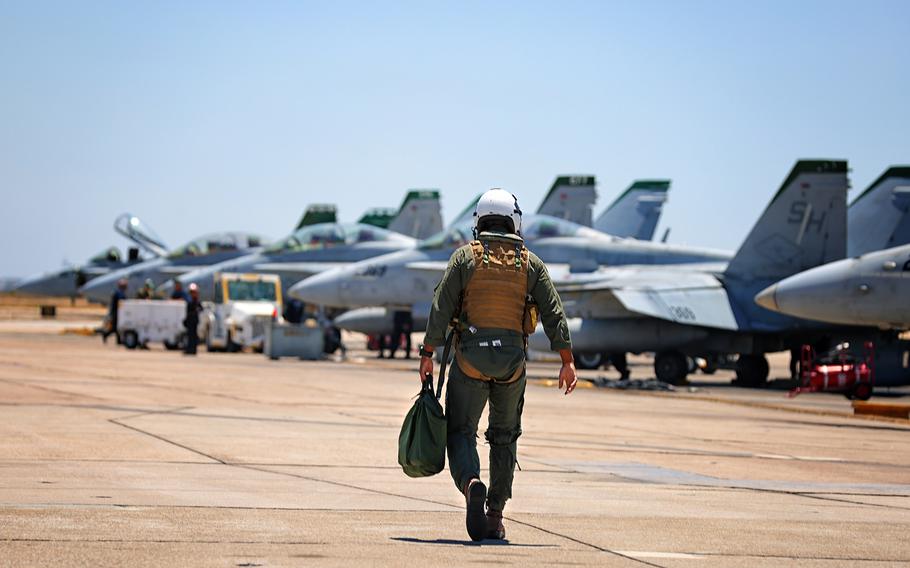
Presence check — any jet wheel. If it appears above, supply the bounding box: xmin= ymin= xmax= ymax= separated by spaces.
xmin=654 ymin=351 xmax=688 ymax=385
xmin=735 ymin=355 xmax=769 ymax=387
xmin=574 ymin=351 xmax=604 ymax=370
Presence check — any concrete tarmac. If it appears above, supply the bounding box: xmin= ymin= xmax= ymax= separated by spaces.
xmin=1 ymin=323 xmax=909 ymax=567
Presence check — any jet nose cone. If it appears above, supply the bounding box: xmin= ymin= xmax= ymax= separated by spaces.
xmin=754 ymin=284 xmax=779 ymax=312
xmin=13 ymin=274 xmax=45 ymax=296
xmin=288 ymin=271 xmax=344 ymax=306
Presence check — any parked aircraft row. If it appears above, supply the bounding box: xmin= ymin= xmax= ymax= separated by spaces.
xmin=287 ymin=161 xmax=910 ymax=389
xmin=15 ymin=163 xmax=908 ymax=391
xmin=14 ymin=176 xmax=667 ymax=303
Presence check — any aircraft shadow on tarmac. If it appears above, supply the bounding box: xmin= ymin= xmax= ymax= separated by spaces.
xmin=390 ymin=537 xmax=556 ymax=548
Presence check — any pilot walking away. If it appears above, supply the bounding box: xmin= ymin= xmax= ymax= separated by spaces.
xmin=418 ymin=189 xmax=578 ymax=541
xmin=183 ymin=283 xmax=202 ymax=355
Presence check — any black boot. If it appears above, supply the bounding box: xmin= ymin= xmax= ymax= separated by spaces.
xmin=465 ymin=479 xmax=487 ymax=541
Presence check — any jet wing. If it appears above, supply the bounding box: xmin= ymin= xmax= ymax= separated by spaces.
xmin=557 ymin=268 xmax=739 ymax=330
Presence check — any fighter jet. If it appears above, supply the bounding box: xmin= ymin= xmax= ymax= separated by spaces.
xmin=754 ymin=166 xmax=910 ymax=329
xmin=755 ymin=243 xmax=910 ymax=329
xmin=81 ymin=231 xmax=268 ymax=304
xmin=534 ymin=160 xmax=868 ymax=387
xmin=289 ymin=208 xmax=731 ymax=336
xmin=164 ymin=223 xmax=416 ymax=303
xmin=593 ymin=180 xmax=670 ymax=240
xmin=14 ymin=247 xmax=142 ymax=299
xmin=12 ymin=213 xmax=168 ymax=299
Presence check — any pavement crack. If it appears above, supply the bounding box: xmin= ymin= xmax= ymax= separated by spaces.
xmin=504 ymin=517 xmax=667 ymax=567
xmin=106 ymin=418 xmax=225 ymax=464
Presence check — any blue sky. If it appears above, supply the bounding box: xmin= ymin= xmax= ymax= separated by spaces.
xmin=2 ymin=1 xmax=908 ymax=277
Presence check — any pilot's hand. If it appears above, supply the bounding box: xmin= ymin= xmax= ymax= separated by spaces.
xmin=558 ymin=362 xmax=578 ymax=395
xmin=419 ymin=356 xmax=434 ymax=383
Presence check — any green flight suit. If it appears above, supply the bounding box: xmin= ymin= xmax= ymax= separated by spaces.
xmin=423 ymin=231 xmax=572 ymax=512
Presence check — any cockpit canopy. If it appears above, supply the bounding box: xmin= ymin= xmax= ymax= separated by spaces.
xmin=88 ymin=247 xmax=122 ymax=264
xmin=168 ymin=232 xmax=268 ymax=259
xmin=264 ymin=223 xmax=412 ymax=254
xmin=520 ymin=216 xmax=605 ymax=240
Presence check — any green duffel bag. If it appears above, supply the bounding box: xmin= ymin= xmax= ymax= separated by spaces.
xmin=398 ymin=374 xmax=447 ymax=477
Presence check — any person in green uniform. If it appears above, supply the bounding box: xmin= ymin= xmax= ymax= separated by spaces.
xmin=418 ymin=188 xmax=578 ymax=542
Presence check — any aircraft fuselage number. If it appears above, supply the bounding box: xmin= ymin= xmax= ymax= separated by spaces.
xmin=669 ymin=305 xmax=696 ymax=321
xmin=356 ymin=265 xmax=387 ymax=278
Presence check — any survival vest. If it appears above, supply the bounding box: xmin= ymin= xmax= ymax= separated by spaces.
xmin=455 ymin=239 xmax=538 ymax=383
xmin=462 ymin=239 xmax=529 ymax=332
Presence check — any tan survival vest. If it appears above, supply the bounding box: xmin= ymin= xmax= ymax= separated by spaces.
xmin=455 ymin=239 xmax=536 ymax=382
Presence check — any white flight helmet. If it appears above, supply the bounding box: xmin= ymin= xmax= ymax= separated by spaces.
xmin=473 ymin=188 xmax=523 ymax=235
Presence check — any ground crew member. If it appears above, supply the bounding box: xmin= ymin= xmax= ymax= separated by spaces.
xmin=102 ymin=279 xmax=128 ymax=344
xmin=170 ymin=280 xmax=189 ymax=302
xmin=388 ymin=309 xmax=413 ymax=359
xmin=137 ymin=279 xmax=154 ymax=299
xmin=609 ymin=352 xmax=631 ymax=380
xmin=183 ymin=283 xmax=202 ymax=355
xmin=418 ymin=188 xmax=577 ymax=542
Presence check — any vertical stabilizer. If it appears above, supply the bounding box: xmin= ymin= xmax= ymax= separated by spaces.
xmin=357 ymin=208 xmax=396 ymax=229
xmin=450 ymin=194 xmax=483 ymax=227
xmin=724 ymin=160 xmax=848 ymax=280
xmin=387 ymin=190 xmax=444 ymax=239
xmin=296 ymin=204 xmax=337 ymax=230
xmin=847 ymin=166 xmax=910 ymax=256
xmin=535 ymin=175 xmax=597 ymax=226
xmin=594 ymin=180 xmax=670 ymax=240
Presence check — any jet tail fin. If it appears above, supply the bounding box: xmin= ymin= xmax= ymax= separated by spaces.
xmin=536 ymin=176 xmax=597 ymax=226
xmin=450 ymin=193 xmax=483 ymax=228
xmin=358 ymin=208 xmax=395 ymax=228
xmin=847 ymin=166 xmax=910 ymax=256
xmin=296 ymin=204 xmax=337 ymax=230
xmin=594 ymin=179 xmax=670 ymax=239
xmin=113 ymin=213 xmax=168 ymax=257
xmin=387 ymin=190 xmax=444 ymax=239
xmin=724 ymin=160 xmax=848 ymax=281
